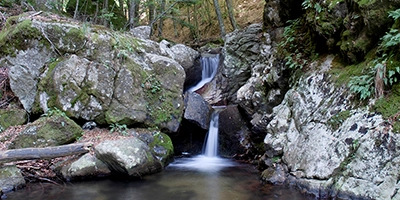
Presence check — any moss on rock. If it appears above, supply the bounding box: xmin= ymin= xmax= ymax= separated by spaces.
xmin=0 ymin=109 xmax=27 ymax=131
xmin=10 ymin=114 xmax=83 ymax=149
xmin=0 ymin=19 xmax=42 ymax=57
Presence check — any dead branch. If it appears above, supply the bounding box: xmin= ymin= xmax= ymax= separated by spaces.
xmin=0 ymin=143 xmax=92 ymax=164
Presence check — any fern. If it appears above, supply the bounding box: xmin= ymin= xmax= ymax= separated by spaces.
xmin=388 ymin=8 xmax=400 ymax=20
xmin=381 ymin=29 xmax=400 ymax=49
xmin=348 ymin=74 xmax=374 ymax=100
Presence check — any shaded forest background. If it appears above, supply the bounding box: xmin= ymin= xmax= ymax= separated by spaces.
xmin=0 ymin=0 xmax=264 ymax=44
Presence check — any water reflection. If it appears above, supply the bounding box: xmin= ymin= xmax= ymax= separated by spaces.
xmin=4 ymin=158 xmax=312 ymax=200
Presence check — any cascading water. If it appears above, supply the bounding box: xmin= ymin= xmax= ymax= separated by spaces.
xmin=188 ymin=54 xmax=220 ymax=92
xmin=170 ymin=108 xmax=234 ymax=172
xmin=203 ymin=112 xmax=219 ymax=157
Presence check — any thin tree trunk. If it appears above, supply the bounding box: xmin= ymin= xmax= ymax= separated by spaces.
xmin=212 ymin=0 xmax=226 ymax=38
xmin=103 ymin=0 xmax=109 ymax=27
xmin=225 ymin=0 xmax=238 ymax=30
xmin=129 ymin=0 xmax=139 ymax=29
xmin=119 ymin=0 xmax=125 ymax=13
xmin=158 ymin=0 xmax=166 ymax=36
xmin=0 ymin=143 xmax=92 ymax=164
xmin=73 ymin=0 xmax=79 ymax=19
xmin=148 ymin=0 xmax=155 ymax=24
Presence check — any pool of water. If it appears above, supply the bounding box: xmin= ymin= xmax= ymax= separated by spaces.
xmin=4 ymin=157 xmax=312 ymax=200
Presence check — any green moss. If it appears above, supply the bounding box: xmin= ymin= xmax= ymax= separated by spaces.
xmin=373 ymin=90 xmax=400 ymax=133
xmin=0 ymin=19 xmax=42 ymax=56
xmin=11 ymin=115 xmax=83 ymax=148
xmin=148 ymin=131 xmax=174 ymax=166
xmin=32 ymin=59 xmax=63 ymax=114
xmin=328 ymin=110 xmax=351 ymax=130
xmin=0 ymin=109 xmax=27 ymax=129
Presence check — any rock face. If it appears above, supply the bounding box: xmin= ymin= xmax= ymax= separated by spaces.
xmin=0 ymin=13 xmax=197 ymax=133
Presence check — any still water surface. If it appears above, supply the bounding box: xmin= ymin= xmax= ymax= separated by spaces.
xmin=5 ymin=157 xmax=312 ymax=200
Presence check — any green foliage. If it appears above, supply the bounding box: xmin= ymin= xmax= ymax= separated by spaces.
xmin=380 ymin=29 xmax=400 ymax=50
xmin=142 ymin=74 xmax=162 ymax=94
xmin=348 ymin=74 xmax=374 ymax=100
xmin=388 ymin=8 xmax=400 ymax=20
xmin=328 ymin=110 xmax=351 ymax=130
xmin=302 ymin=0 xmax=322 ymax=13
xmin=109 ymin=123 xmax=128 ymax=135
xmin=41 ymin=107 xmax=67 ymax=118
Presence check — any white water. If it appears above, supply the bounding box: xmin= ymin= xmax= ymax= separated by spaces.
xmin=170 ymin=110 xmax=234 ymax=172
xmin=203 ymin=112 xmax=219 ymax=157
xmin=188 ymin=54 xmax=220 ymax=92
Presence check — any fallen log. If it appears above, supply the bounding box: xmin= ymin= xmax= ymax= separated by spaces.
xmin=0 ymin=143 xmax=92 ymax=164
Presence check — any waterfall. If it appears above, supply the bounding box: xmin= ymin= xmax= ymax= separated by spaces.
xmin=203 ymin=112 xmax=219 ymax=157
xmin=188 ymin=54 xmax=220 ymax=92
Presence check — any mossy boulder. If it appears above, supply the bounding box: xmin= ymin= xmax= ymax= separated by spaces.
xmin=0 ymin=165 xmax=25 ymax=194
xmin=0 ymin=109 xmax=27 ymax=130
xmin=1 ymin=13 xmax=189 ymax=133
xmin=9 ymin=114 xmax=83 ymax=149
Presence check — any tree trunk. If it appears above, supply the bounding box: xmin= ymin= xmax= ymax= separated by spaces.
xmin=0 ymin=143 xmax=92 ymax=164
xmin=157 ymin=0 xmax=166 ymax=36
xmin=212 ymin=0 xmax=226 ymax=38
xmin=129 ymin=0 xmax=140 ymax=29
xmin=103 ymin=0 xmax=109 ymax=27
xmin=73 ymin=0 xmax=79 ymax=19
xmin=225 ymin=0 xmax=238 ymax=30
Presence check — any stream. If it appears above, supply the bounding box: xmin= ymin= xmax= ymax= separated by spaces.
xmin=3 ymin=157 xmax=312 ymax=200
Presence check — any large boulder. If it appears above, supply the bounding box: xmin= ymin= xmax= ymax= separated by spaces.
xmin=94 ymin=131 xmax=173 ymax=177
xmin=9 ymin=113 xmax=83 ymax=149
xmin=0 ymin=13 xmax=189 ymax=132
xmin=218 ymin=105 xmax=250 ymax=157
xmin=183 ymin=91 xmax=212 ymax=130
xmin=58 ymin=153 xmax=111 ymax=181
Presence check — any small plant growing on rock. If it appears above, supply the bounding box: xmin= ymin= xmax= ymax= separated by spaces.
xmin=41 ymin=107 xmax=67 ymax=118
xmin=109 ymin=123 xmax=128 ymax=136
xmin=142 ymin=74 xmax=162 ymax=94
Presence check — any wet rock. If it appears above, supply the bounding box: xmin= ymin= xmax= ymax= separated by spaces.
xmin=9 ymin=115 xmax=83 ymax=149
xmin=183 ymin=91 xmax=212 ymax=130
xmin=261 ymin=164 xmax=287 ymax=184
xmin=0 ymin=165 xmax=25 ymax=194
xmin=218 ymin=105 xmax=250 ymax=157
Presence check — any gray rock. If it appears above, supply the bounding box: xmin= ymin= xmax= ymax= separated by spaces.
xmin=130 ymin=26 xmax=151 ymax=39
xmin=218 ymin=105 xmax=250 ymax=156
xmin=94 ymin=138 xmax=163 ymax=177
xmin=59 ymin=153 xmax=111 ymax=180
xmin=261 ymin=55 xmax=400 ymax=199
xmin=0 ymin=165 xmax=25 ymax=193
xmin=0 ymin=109 xmax=27 ymax=130
xmin=1 ymin=16 xmax=187 ymax=133
xmin=261 ymin=164 xmax=287 ymax=184
xmin=7 ymin=47 xmax=53 ymax=112
xmin=183 ymin=91 xmax=211 ymax=130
